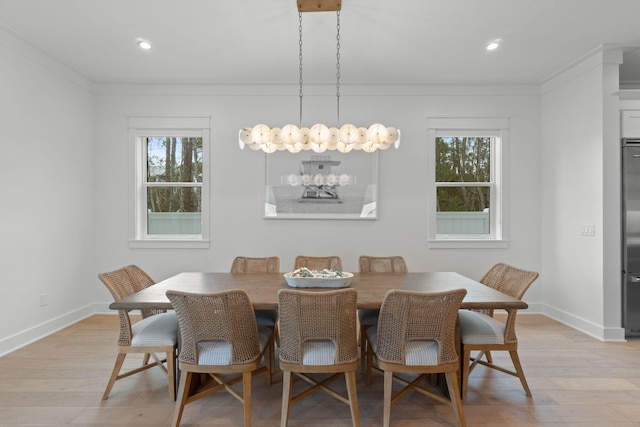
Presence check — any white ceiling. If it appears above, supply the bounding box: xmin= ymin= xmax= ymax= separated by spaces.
xmin=0 ymin=0 xmax=639 ymax=86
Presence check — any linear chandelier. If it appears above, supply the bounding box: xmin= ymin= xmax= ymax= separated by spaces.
xmin=238 ymin=0 xmax=400 ymax=154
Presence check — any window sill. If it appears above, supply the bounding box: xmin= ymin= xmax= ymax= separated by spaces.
xmin=427 ymin=239 xmax=509 ymax=249
xmin=128 ymin=239 xmax=210 ymax=249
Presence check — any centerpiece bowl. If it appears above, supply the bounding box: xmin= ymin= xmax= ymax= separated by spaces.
xmin=284 ymin=269 xmax=353 ymax=288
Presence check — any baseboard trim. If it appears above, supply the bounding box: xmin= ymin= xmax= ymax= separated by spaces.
xmin=541 ymin=304 xmax=626 ymax=342
xmin=0 ymin=304 xmax=99 ymax=357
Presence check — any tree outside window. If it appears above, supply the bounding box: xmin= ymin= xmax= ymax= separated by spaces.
xmin=145 ymin=137 xmax=203 ymax=235
xmin=435 ymin=136 xmax=491 ymax=235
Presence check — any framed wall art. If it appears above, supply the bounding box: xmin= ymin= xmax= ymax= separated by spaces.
xmin=264 ymin=150 xmax=378 ymax=219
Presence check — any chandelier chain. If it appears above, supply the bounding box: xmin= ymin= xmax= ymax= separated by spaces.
xmin=299 ymin=12 xmax=304 ymax=128
xmin=336 ymin=11 xmax=341 ymax=125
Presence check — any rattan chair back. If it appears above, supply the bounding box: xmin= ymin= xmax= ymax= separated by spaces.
xmin=230 ymin=255 xmax=279 ymax=352
xmin=293 ymin=255 xmax=343 ymax=272
xmin=375 ymin=288 xmax=467 ymax=367
xmin=358 ymin=255 xmax=409 ymax=377
xmin=480 ymin=263 xmax=539 ymax=299
xmin=278 ymin=288 xmax=358 ymax=366
xmin=230 ymin=256 xmax=280 ymax=274
xmin=359 ymin=256 xmax=408 ymax=273
xmin=100 ymin=264 xmax=154 ymax=300
xmin=167 ymin=289 xmax=262 ymax=366
xmin=476 ymin=263 xmax=539 ymax=316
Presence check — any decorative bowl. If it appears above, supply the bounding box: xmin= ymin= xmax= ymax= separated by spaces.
xmin=284 ymin=271 xmax=353 ymax=288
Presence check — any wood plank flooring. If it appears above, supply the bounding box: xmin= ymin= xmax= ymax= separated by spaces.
xmin=1 ymin=314 xmax=640 ymax=426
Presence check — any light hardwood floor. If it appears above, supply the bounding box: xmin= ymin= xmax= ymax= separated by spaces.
xmin=1 ymin=314 xmax=640 ymax=426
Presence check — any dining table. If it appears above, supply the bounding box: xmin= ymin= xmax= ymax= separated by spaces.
xmin=109 ymin=271 xmax=527 ymax=399
xmin=109 ymin=271 xmax=527 ymax=312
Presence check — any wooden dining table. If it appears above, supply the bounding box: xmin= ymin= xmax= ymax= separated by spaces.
xmin=109 ymin=271 xmax=527 ymax=399
xmin=109 ymin=271 xmax=527 ymax=312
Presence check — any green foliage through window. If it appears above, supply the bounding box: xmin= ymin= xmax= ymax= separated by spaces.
xmin=435 ymin=137 xmax=491 ymax=213
xmin=146 ymin=137 xmax=203 ymax=215
xmin=143 ymin=136 xmax=203 ymax=235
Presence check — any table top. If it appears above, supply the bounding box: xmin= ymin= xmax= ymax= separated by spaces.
xmin=109 ymin=272 xmax=528 ymax=311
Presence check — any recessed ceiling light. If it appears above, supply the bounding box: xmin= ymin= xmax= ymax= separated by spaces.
xmin=486 ymin=39 xmax=501 ymax=51
xmin=136 ymin=38 xmax=152 ymax=51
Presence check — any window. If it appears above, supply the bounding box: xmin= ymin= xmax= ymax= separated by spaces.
xmin=427 ymin=118 xmax=508 ymax=248
xmin=129 ymin=117 xmax=210 ymax=248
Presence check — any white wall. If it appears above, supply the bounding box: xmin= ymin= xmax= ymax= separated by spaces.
xmin=92 ymin=85 xmax=543 ymax=310
xmin=0 ymin=31 xmax=96 ymax=355
xmin=0 ymin=27 xmax=545 ymax=354
xmin=540 ymin=49 xmax=624 ymax=340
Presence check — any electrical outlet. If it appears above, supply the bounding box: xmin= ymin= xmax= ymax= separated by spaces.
xmin=580 ymin=224 xmax=595 ymax=236
xmin=40 ymin=293 xmax=48 ymax=306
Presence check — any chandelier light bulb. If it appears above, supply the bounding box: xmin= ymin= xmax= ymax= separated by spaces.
xmin=239 ymin=123 xmax=401 ymax=152
xmin=281 ymin=124 xmax=301 ymax=145
xmin=238 ymin=128 xmax=252 ymax=149
xmin=269 ymin=127 xmax=283 ymax=145
xmin=286 ymin=142 xmax=303 ymax=153
xmin=309 ymin=124 xmax=330 ymax=143
xmin=252 ymin=124 xmax=271 ymax=145
xmin=336 ymin=141 xmax=353 ymax=153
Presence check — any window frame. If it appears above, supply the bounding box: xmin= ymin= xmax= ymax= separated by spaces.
xmin=427 ymin=117 xmax=509 ymax=249
xmin=128 ymin=116 xmax=210 ymax=249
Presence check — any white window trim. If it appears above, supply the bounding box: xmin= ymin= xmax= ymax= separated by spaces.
xmin=128 ymin=116 xmax=210 ymax=249
xmin=427 ymin=117 xmax=509 ymax=249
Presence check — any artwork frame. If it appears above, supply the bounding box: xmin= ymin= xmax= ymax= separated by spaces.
xmin=264 ymin=150 xmax=378 ymax=219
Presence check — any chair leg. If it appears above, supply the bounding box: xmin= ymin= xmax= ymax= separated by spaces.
xmin=360 ymin=326 xmax=368 ymax=373
xmin=243 ymin=371 xmax=252 ymax=427
xmin=102 ymin=352 xmax=126 ymax=400
xmin=172 ymin=371 xmax=192 ymax=427
xmin=274 ymin=320 xmax=281 ymax=347
xmin=265 ymin=335 xmax=273 ymax=386
xmin=509 ymin=350 xmax=532 ymax=397
xmin=345 ymin=371 xmax=361 ymax=427
xmin=382 ymin=370 xmax=393 ymax=427
xmin=461 ymin=348 xmax=471 ymax=399
xmin=485 ymin=350 xmax=493 ymax=363
xmin=167 ymin=349 xmax=176 ymax=401
xmin=444 ymin=371 xmax=467 ymax=427
xmin=366 ymin=344 xmax=374 ymax=386
xmin=281 ymin=371 xmax=293 ymax=427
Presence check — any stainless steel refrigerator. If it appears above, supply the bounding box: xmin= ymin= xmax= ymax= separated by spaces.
xmin=622 ymin=138 xmax=640 ymax=337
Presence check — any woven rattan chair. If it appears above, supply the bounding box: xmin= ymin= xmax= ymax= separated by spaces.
xmin=357 ymin=256 xmax=408 ymax=375
xmin=293 ymin=255 xmax=343 ymax=272
xmin=99 ymin=265 xmax=178 ymax=401
xmin=230 ymin=256 xmax=280 ymax=331
xmin=230 ymin=256 xmax=280 ymax=275
xmin=278 ymin=288 xmax=360 ymax=427
xmin=459 ymin=263 xmax=539 ymax=398
xmin=166 ymin=289 xmax=273 ymax=427
xmin=367 ymin=288 xmax=467 ymax=427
